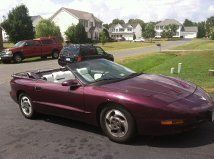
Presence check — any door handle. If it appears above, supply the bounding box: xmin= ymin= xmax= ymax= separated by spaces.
xmin=35 ymin=86 xmax=42 ymax=91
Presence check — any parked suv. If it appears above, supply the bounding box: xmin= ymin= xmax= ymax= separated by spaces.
xmin=58 ymin=44 xmax=114 ymax=66
xmin=0 ymin=37 xmax=63 ymax=63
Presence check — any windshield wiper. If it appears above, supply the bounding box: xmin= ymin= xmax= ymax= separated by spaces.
xmin=124 ymin=72 xmax=143 ymax=79
xmin=94 ymin=77 xmax=122 ymax=82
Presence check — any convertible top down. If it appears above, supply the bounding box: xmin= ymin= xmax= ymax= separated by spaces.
xmin=10 ymin=59 xmax=214 ymax=143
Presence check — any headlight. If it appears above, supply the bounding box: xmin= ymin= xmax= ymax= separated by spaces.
xmin=6 ymin=51 xmax=13 ymax=55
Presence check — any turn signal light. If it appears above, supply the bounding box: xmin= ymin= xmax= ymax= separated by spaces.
xmin=161 ymin=120 xmax=184 ymax=126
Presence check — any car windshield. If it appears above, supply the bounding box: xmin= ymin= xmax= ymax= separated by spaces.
xmin=68 ymin=59 xmax=138 ymax=84
xmin=14 ymin=41 xmax=25 ymax=47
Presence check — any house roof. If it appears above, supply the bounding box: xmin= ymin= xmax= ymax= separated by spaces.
xmin=109 ymin=23 xmax=140 ymax=29
xmin=184 ymin=26 xmax=198 ymax=32
xmin=30 ymin=15 xmax=42 ymax=22
xmin=50 ymin=7 xmax=102 ymax=23
xmin=156 ymin=19 xmax=182 ymax=26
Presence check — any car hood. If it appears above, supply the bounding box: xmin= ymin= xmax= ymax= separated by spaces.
xmin=101 ymin=74 xmax=196 ymax=103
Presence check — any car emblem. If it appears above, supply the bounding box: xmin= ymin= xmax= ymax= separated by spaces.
xmin=200 ymin=96 xmax=206 ymax=101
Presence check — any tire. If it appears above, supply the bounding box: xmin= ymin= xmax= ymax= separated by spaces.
xmin=13 ymin=54 xmax=22 ymax=63
xmin=18 ymin=93 xmax=36 ymax=119
xmin=100 ymin=105 xmax=136 ymax=143
xmin=58 ymin=59 xmax=66 ymax=67
xmin=52 ymin=50 xmax=59 ymax=59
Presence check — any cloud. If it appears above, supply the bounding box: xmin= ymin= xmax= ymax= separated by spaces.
xmin=0 ymin=0 xmax=213 ymax=23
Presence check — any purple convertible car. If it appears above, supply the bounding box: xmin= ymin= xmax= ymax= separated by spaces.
xmin=10 ymin=59 xmax=214 ymax=143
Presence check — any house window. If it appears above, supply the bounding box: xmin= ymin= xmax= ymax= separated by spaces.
xmin=127 ymin=28 xmax=132 ymax=31
xmin=116 ymin=29 xmax=118 ymax=32
xmin=156 ymin=26 xmax=159 ymax=30
xmin=119 ymin=28 xmax=124 ymax=32
xmin=160 ymin=26 xmax=163 ymax=29
xmin=90 ymin=22 xmax=93 ymax=27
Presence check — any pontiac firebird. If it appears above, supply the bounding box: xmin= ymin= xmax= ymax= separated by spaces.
xmin=10 ymin=59 xmax=214 ymax=143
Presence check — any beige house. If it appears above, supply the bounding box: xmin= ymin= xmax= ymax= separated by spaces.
xmin=109 ymin=23 xmax=142 ymax=41
xmin=49 ymin=7 xmax=103 ymax=40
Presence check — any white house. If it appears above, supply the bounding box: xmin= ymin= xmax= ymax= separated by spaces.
xmin=1 ymin=27 xmax=9 ymax=42
xmin=31 ymin=15 xmax=43 ymax=29
xmin=109 ymin=23 xmax=142 ymax=41
xmin=155 ymin=19 xmax=183 ymax=38
xmin=181 ymin=27 xmax=198 ymax=39
xmin=155 ymin=19 xmax=198 ymax=39
xmin=49 ymin=7 xmax=103 ymax=40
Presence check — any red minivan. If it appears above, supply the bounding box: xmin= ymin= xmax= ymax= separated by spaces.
xmin=0 ymin=37 xmax=63 ymax=63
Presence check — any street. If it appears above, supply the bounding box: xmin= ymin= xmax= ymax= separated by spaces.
xmin=0 ymin=40 xmax=214 ymax=159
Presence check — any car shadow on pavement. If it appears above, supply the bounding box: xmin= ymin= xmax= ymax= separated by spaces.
xmin=38 ymin=114 xmax=103 ymax=135
xmin=8 ymin=57 xmax=56 ymax=64
xmin=37 ymin=114 xmax=214 ymax=148
xmin=132 ymin=123 xmax=214 ymax=148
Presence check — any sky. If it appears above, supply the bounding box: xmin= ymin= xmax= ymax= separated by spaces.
xmin=0 ymin=0 xmax=214 ymax=23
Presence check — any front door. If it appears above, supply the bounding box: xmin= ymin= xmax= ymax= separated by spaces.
xmin=33 ymin=80 xmax=85 ymax=119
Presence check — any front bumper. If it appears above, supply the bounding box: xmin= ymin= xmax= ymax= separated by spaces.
xmin=137 ymin=87 xmax=214 ymax=135
xmin=0 ymin=52 xmax=13 ymax=61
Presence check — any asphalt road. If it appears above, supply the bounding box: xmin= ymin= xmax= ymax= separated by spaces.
xmin=0 ymin=40 xmax=214 ymax=159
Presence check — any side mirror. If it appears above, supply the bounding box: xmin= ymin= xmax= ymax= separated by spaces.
xmin=62 ymin=79 xmax=81 ymax=89
xmin=24 ymin=43 xmax=29 ymax=46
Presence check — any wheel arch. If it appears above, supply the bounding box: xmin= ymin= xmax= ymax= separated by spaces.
xmin=16 ymin=90 xmax=26 ymax=101
xmin=13 ymin=51 xmax=24 ymax=59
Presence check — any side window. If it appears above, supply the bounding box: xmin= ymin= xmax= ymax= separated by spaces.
xmin=34 ymin=41 xmax=41 ymax=46
xmin=41 ymin=39 xmax=53 ymax=45
xmin=25 ymin=41 xmax=34 ymax=46
xmin=96 ymin=47 xmax=105 ymax=55
xmin=88 ymin=47 xmax=97 ymax=55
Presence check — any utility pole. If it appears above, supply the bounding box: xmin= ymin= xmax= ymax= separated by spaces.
xmin=0 ymin=27 xmax=3 ymax=51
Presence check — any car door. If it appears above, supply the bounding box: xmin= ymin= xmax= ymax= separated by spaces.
xmin=41 ymin=39 xmax=54 ymax=55
xmin=33 ymin=79 xmax=85 ymax=119
xmin=95 ymin=46 xmax=108 ymax=59
xmin=33 ymin=40 xmax=42 ymax=56
xmin=22 ymin=40 xmax=35 ymax=57
xmin=81 ymin=46 xmax=99 ymax=60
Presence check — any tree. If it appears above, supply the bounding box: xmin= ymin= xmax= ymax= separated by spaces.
xmin=0 ymin=27 xmax=3 ymax=50
xmin=99 ymin=30 xmax=107 ymax=45
xmin=206 ymin=16 xmax=214 ymax=39
xmin=65 ymin=23 xmax=88 ymax=44
xmin=35 ymin=19 xmax=62 ymax=41
xmin=161 ymin=24 xmax=178 ymax=39
xmin=183 ymin=19 xmax=197 ymax=26
xmin=75 ymin=23 xmax=88 ymax=43
xmin=133 ymin=34 xmax=136 ymax=40
xmin=197 ymin=22 xmax=206 ymax=38
xmin=103 ymin=28 xmax=110 ymax=40
xmin=65 ymin=25 xmax=76 ymax=43
xmin=1 ymin=5 xmax=34 ymax=43
xmin=109 ymin=19 xmax=125 ymax=27
xmin=103 ymin=24 xmax=109 ymax=29
xmin=143 ymin=22 xmax=155 ymax=42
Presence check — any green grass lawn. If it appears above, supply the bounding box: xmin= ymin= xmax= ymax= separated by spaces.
xmin=97 ymin=41 xmax=157 ymax=51
xmin=174 ymin=39 xmax=214 ymax=50
xmin=119 ymin=50 xmax=214 ymax=93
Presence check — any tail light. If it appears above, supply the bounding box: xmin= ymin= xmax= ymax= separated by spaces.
xmin=77 ymin=56 xmax=82 ymax=62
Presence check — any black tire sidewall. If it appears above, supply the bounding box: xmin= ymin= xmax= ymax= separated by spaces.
xmin=13 ymin=54 xmax=22 ymax=63
xmin=18 ymin=93 xmax=35 ymax=119
xmin=52 ymin=51 xmax=59 ymax=59
xmin=100 ymin=105 xmax=136 ymax=143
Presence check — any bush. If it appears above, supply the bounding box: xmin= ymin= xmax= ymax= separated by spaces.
xmin=35 ymin=19 xmax=63 ymax=42
xmin=65 ymin=23 xmax=88 ymax=44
